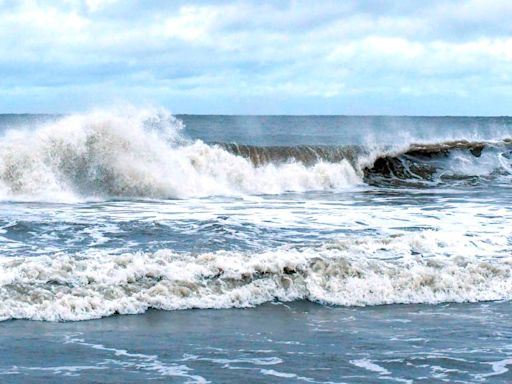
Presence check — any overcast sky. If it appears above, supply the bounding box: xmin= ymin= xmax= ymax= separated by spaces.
xmin=1 ymin=0 xmax=511 ymax=115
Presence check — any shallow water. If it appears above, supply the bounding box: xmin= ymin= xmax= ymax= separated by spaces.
xmin=2 ymin=302 xmax=512 ymax=383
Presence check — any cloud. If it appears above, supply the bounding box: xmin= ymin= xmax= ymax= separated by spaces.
xmin=0 ymin=0 xmax=511 ymax=114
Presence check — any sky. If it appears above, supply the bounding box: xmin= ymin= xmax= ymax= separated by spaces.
xmin=1 ymin=0 xmax=511 ymax=115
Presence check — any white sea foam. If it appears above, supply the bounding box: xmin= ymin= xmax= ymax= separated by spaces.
xmin=1 ymin=107 xmax=510 ymax=202
xmin=1 ymin=231 xmax=511 ymax=322
xmin=62 ymin=334 xmax=208 ymax=383
xmin=349 ymin=359 xmax=390 ymax=375
xmin=0 ymin=108 xmax=361 ymax=202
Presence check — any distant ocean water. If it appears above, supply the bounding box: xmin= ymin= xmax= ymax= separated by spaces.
xmin=1 ymin=109 xmax=512 ymax=382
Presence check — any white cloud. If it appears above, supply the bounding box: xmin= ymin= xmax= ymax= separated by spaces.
xmin=162 ymin=5 xmax=218 ymax=43
xmin=85 ymin=0 xmax=119 ymax=12
xmin=0 ymin=0 xmax=511 ymax=114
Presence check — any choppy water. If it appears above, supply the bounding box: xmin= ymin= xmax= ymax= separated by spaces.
xmin=1 ymin=109 xmax=511 ymax=382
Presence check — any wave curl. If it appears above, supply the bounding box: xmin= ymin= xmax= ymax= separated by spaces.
xmin=0 ymin=109 xmax=360 ymax=202
xmin=0 ymin=108 xmax=510 ymax=201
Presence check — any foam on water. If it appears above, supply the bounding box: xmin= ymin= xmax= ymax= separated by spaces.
xmin=0 ymin=108 xmax=361 ymax=202
xmin=1 ymin=230 xmax=511 ymax=321
xmin=0 ymin=107 xmax=510 ymax=202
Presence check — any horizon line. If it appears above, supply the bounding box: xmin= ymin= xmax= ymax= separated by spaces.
xmin=1 ymin=112 xmax=511 ymax=118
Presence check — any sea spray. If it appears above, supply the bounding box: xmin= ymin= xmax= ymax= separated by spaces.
xmin=0 ymin=109 xmax=362 ymax=201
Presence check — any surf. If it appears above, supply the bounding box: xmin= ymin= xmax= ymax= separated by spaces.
xmin=1 ymin=230 xmax=511 ymax=321
xmin=0 ymin=108 xmax=510 ymax=202
xmin=0 ymin=108 xmax=361 ymax=202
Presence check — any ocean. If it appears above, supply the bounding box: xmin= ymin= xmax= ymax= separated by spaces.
xmin=0 ymin=109 xmax=511 ymax=383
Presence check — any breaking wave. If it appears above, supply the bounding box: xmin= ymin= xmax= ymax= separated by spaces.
xmin=221 ymin=140 xmax=512 ymax=187
xmin=0 ymin=108 xmax=510 ymax=202
xmin=0 ymin=109 xmax=360 ymax=202
xmin=363 ymin=139 xmax=512 ymax=186
xmin=1 ymin=231 xmax=511 ymax=321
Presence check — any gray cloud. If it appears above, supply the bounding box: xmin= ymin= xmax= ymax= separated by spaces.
xmin=0 ymin=0 xmax=511 ymax=114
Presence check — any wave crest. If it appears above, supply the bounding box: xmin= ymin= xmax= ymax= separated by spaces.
xmin=1 ymin=108 xmax=510 ymax=202
xmin=0 ymin=109 xmax=361 ymax=201
xmin=1 ymin=231 xmax=511 ymax=321
xmin=363 ymin=139 xmax=512 ymax=186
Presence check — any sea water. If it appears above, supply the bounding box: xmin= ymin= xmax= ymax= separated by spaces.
xmin=0 ymin=109 xmax=511 ymax=382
